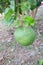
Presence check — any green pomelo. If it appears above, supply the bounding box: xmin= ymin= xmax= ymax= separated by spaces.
xmin=14 ymin=26 xmax=36 ymax=46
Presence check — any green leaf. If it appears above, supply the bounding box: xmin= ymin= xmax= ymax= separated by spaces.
xmin=7 ymin=16 xmax=14 ymax=27
xmin=23 ymin=16 xmax=35 ymax=26
xmin=0 ymin=0 xmax=10 ymax=13
xmin=21 ymin=1 xmax=30 ymax=12
xmin=2 ymin=8 xmax=14 ymax=27
xmin=6 ymin=16 xmax=14 ymax=28
xmin=4 ymin=7 xmax=13 ymax=22
xmin=14 ymin=20 xmax=20 ymax=28
xmin=2 ymin=8 xmax=13 ymax=23
xmin=9 ymin=0 xmax=15 ymax=11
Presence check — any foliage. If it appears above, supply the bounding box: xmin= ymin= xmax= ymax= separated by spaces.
xmin=2 ymin=7 xmax=14 ymax=27
xmin=0 ymin=0 xmax=36 ymax=29
xmin=14 ymin=15 xmax=35 ymax=28
xmin=1 ymin=0 xmax=35 ymax=28
xmin=21 ymin=1 xmax=30 ymax=13
xmin=29 ymin=0 xmax=37 ymax=10
xmin=22 ymin=16 xmax=35 ymax=26
xmin=0 ymin=0 xmax=10 ymax=13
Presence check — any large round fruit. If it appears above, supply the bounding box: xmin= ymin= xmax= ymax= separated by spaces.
xmin=14 ymin=26 xmax=36 ymax=46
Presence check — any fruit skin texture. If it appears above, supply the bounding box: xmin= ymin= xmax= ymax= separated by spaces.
xmin=14 ymin=26 xmax=36 ymax=46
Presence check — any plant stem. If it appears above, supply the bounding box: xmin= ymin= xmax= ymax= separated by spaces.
xmin=14 ymin=0 xmax=18 ymax=19
xmin=18 ymin=0 xmax=22 ymax=14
